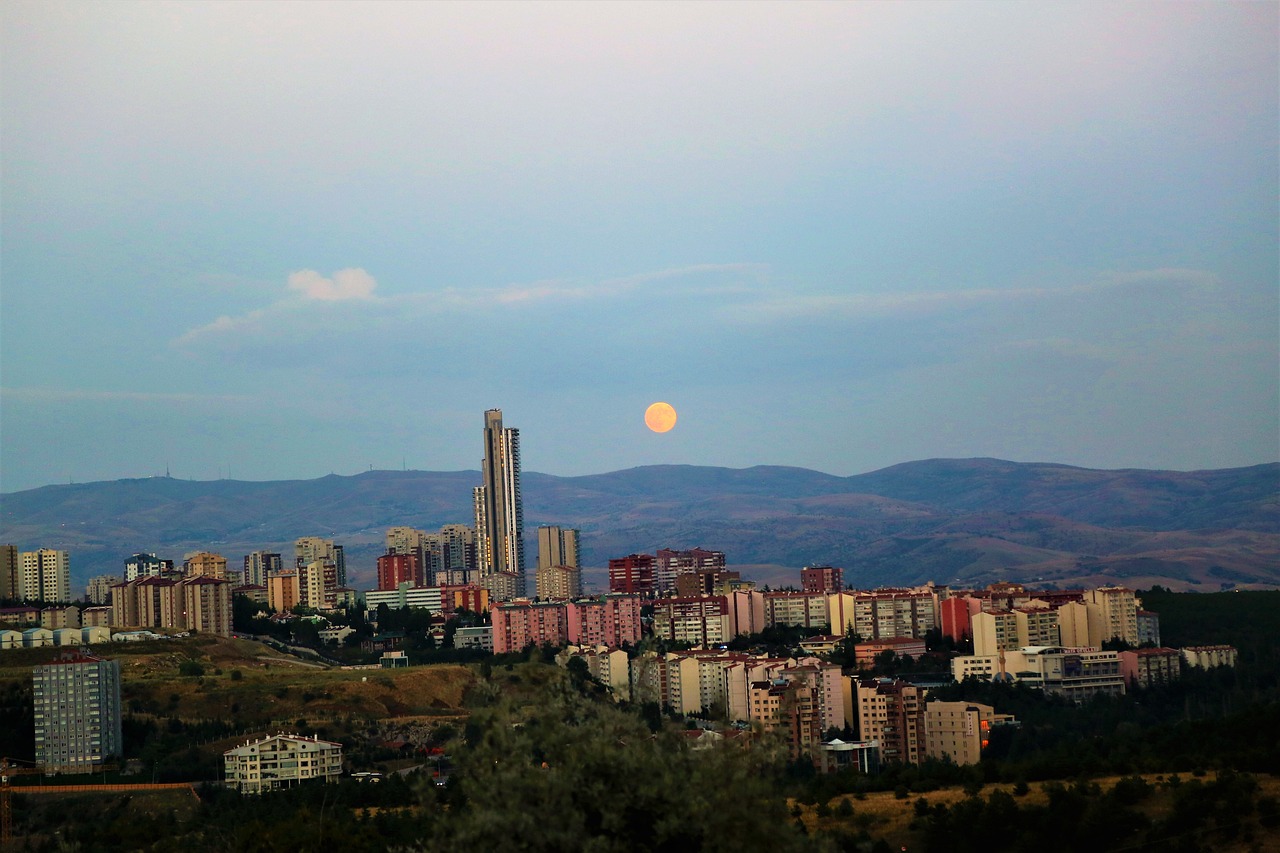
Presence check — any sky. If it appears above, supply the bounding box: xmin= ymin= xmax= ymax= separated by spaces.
xmin=1 ymin=1 xmax=1276 ymax=493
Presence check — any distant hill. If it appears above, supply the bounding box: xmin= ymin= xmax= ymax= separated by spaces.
xmin=1 ymin=459 xmax=1276 ymax=594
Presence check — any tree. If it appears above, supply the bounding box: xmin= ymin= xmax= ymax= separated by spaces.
xmin=414 ymin=669 xmax=813 ymax=853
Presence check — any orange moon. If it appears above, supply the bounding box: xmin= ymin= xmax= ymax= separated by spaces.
xmin=644 ymin=401 xmax=677 ymax=433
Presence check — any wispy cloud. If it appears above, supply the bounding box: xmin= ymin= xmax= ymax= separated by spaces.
xmin=0 ymin=387 xmax=253 ymax=404
xmin=173 ymin=263 xmax=766 ymax=350
xmin=720 ymin=268 xmax=1219 ymax=324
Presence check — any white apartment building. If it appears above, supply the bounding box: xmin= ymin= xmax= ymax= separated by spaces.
xmin=224 ymin=733 xmax=343 ymax=793
xmin=364 ymin=584 xmax=444 ymax=613
xmin=21 ymin=549 xmax=71 ymax=603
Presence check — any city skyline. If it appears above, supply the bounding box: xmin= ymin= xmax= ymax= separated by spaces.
xmin=1 ymin=3 xmax=1276 ymax=494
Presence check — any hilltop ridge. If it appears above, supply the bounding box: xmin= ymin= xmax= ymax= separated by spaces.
xmin=1 ymin=459 xmax=1276 ymax=592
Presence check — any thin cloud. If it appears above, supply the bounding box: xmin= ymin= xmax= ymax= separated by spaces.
xmin=0 ymin=387 xmax=252 ymax=404
xmin=721 ymin=268 xmax=1219 ymax=324
xmin=173 ymin=263 xmax=766 ymax=350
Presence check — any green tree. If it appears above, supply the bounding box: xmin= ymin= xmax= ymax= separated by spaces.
xmin=414 ymin=669 xmax=815 ymax=853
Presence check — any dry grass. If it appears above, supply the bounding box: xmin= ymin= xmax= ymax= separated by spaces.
xmin=794 ymin=772 xmax=1280 ymax=851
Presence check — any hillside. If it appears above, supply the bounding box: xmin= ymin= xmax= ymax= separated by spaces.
xmin=1 ymin=460 xmax=1276 ymax=592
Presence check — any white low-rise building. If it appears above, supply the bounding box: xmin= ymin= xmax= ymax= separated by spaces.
xmin=224 ymin=733 xmax=344 ymax=794
xmin=1181 ymin=645 xmax=1238 ymax=669
xmin=454 ymin=625 xmax=493 ymax=652
xmin=952 ymin=646 xmax=1124 ymax=701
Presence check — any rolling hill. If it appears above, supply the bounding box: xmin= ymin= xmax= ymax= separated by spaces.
xmin=1 ymin=459 xmax=1276 ymax=594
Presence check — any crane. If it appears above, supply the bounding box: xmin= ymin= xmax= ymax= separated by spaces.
xmin=1 ymin=757 xmax=42 ymax=847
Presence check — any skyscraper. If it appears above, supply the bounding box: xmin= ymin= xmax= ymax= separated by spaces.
xmin=474 ymin=409 xmax=525 ymax=599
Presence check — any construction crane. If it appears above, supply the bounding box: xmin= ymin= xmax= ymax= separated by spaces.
xmin=0 ymin=757 xmax=42 ymax=847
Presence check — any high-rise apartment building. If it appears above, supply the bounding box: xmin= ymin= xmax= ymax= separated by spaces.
xmin=267 ymin=570 xmax=301 ymax=614
xmin=434 ymin=524 xmax=478 ymax=586
xmin=608 ymin=554 xmax=655 ymax=594
xmin=33 ymin=652 xmax=123 ymax=772
xmin=655 ymin=548 xmax=725 ymax=593
xmin=124 ymin=553 xmax=175 ymax=582
xmin=924 ymin=701 xmax=998 ymax=766
xmin=537 ymin=565 xmax=582 ymax=601
xmin=800 ymin=565 xmax=844 ymax=594
xmin=299 ymin=561 xmax=339 ymax=610
xmin=376 ymin=553 xmax=422 ymax=590
xmin=1088 ymin=586 xmax=1139 ymax=646
xmin=243 ymin=552 xmax=282 ymax=588
xmin=20 ymin=549 xmax=71 ymax=603
xmin=1 ymin=545 xmax=19 ymax=600
xmin=85 ymin=575 xmax=121 ymax=605
xmin=295 ymin=538 xmax=346 ymax=586
xmin=537 ymin=526 xmax=580 ymax=571
xmin=184 ymin=551 xmax=230 ymax=582
xmin=855 ymin=677 xmax=926 ymax=765
xmin=473 ymin=409 xmax=525 ymax=599
xmin=110 ymin=576 xmax=233 ymax=636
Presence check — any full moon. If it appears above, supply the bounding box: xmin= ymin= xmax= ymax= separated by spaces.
xmin=644 ymin=401 xmax=677 ymax=433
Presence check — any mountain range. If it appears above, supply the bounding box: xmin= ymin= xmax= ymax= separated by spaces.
xmin=1 ymin=459 xmax=1277 ymax=594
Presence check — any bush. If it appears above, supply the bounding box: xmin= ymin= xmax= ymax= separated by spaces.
xmin=178 ymin=660 xmax=204 ymax=677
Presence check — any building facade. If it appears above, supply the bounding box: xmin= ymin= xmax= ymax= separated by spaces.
xmin=566 ymin=595 xmax=643 ymax=648
xmin=2 ymin=544 xmax=20 ymax=599
xmin=377 ymin=553 xmax=422 ymax=591
xmin=924 ymin=701 xmax=998 ymax=766
xmin=537 ymin=526 xmax=580 ymax=571
xmin=655 ymin=548 xmax=725 ymax=593
xmin=243 ymin=552 xmax=282 ymax=588
xmin=294 ymin=538 xmax=345 ymax=587
xmin=490 ymin=599 xmax=569 ymax=653
xmin=123 ymin=553 xmax=175 ymax=583
xmin=474 ymin=409 xmax=526 ymax=598
xmin=33 ymin=652 xmax=123 ymax=772
xmin=21 ymin=549 xmax=71 ymax=603
xmin=110 ymin=576 xmax=233 ymax=636
xmin=223 ymin=733 xmax=343 ymax=794
xmin=85 ymin=575 xmax=121 ymax=605
xmin=651 ymin=596 xmax=731 ymax=647
xmin=801 ymin=565 xmax=844 ymax=594
xmin=536 ymin=564 xmax=582 ymax=601
xmin=608 ymin=554 xmax=655 ymax=594
xmin=184 ymin=551 xmax=230 ymax=582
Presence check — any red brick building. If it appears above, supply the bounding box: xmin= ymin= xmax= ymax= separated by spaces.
xmin=800 ymin=565 xmax=844 ymax=593
xmin=608 ymin=554 xmax=655 ymax=594
xmin=376 ymin=553 xmax=422 ymax=591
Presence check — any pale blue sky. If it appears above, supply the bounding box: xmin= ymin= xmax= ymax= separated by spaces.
xmin=1 ymin=1 xmax=1276 ymax=492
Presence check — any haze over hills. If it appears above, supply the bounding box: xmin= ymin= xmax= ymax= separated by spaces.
xmin=1 ymin=459 xmax=1276 ymax=594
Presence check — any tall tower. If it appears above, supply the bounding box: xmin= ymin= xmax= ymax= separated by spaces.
xmin=537 ymin=526 xmax=580 ymax=571
xmin=474 ymin=409 xmax=525 ymax=599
